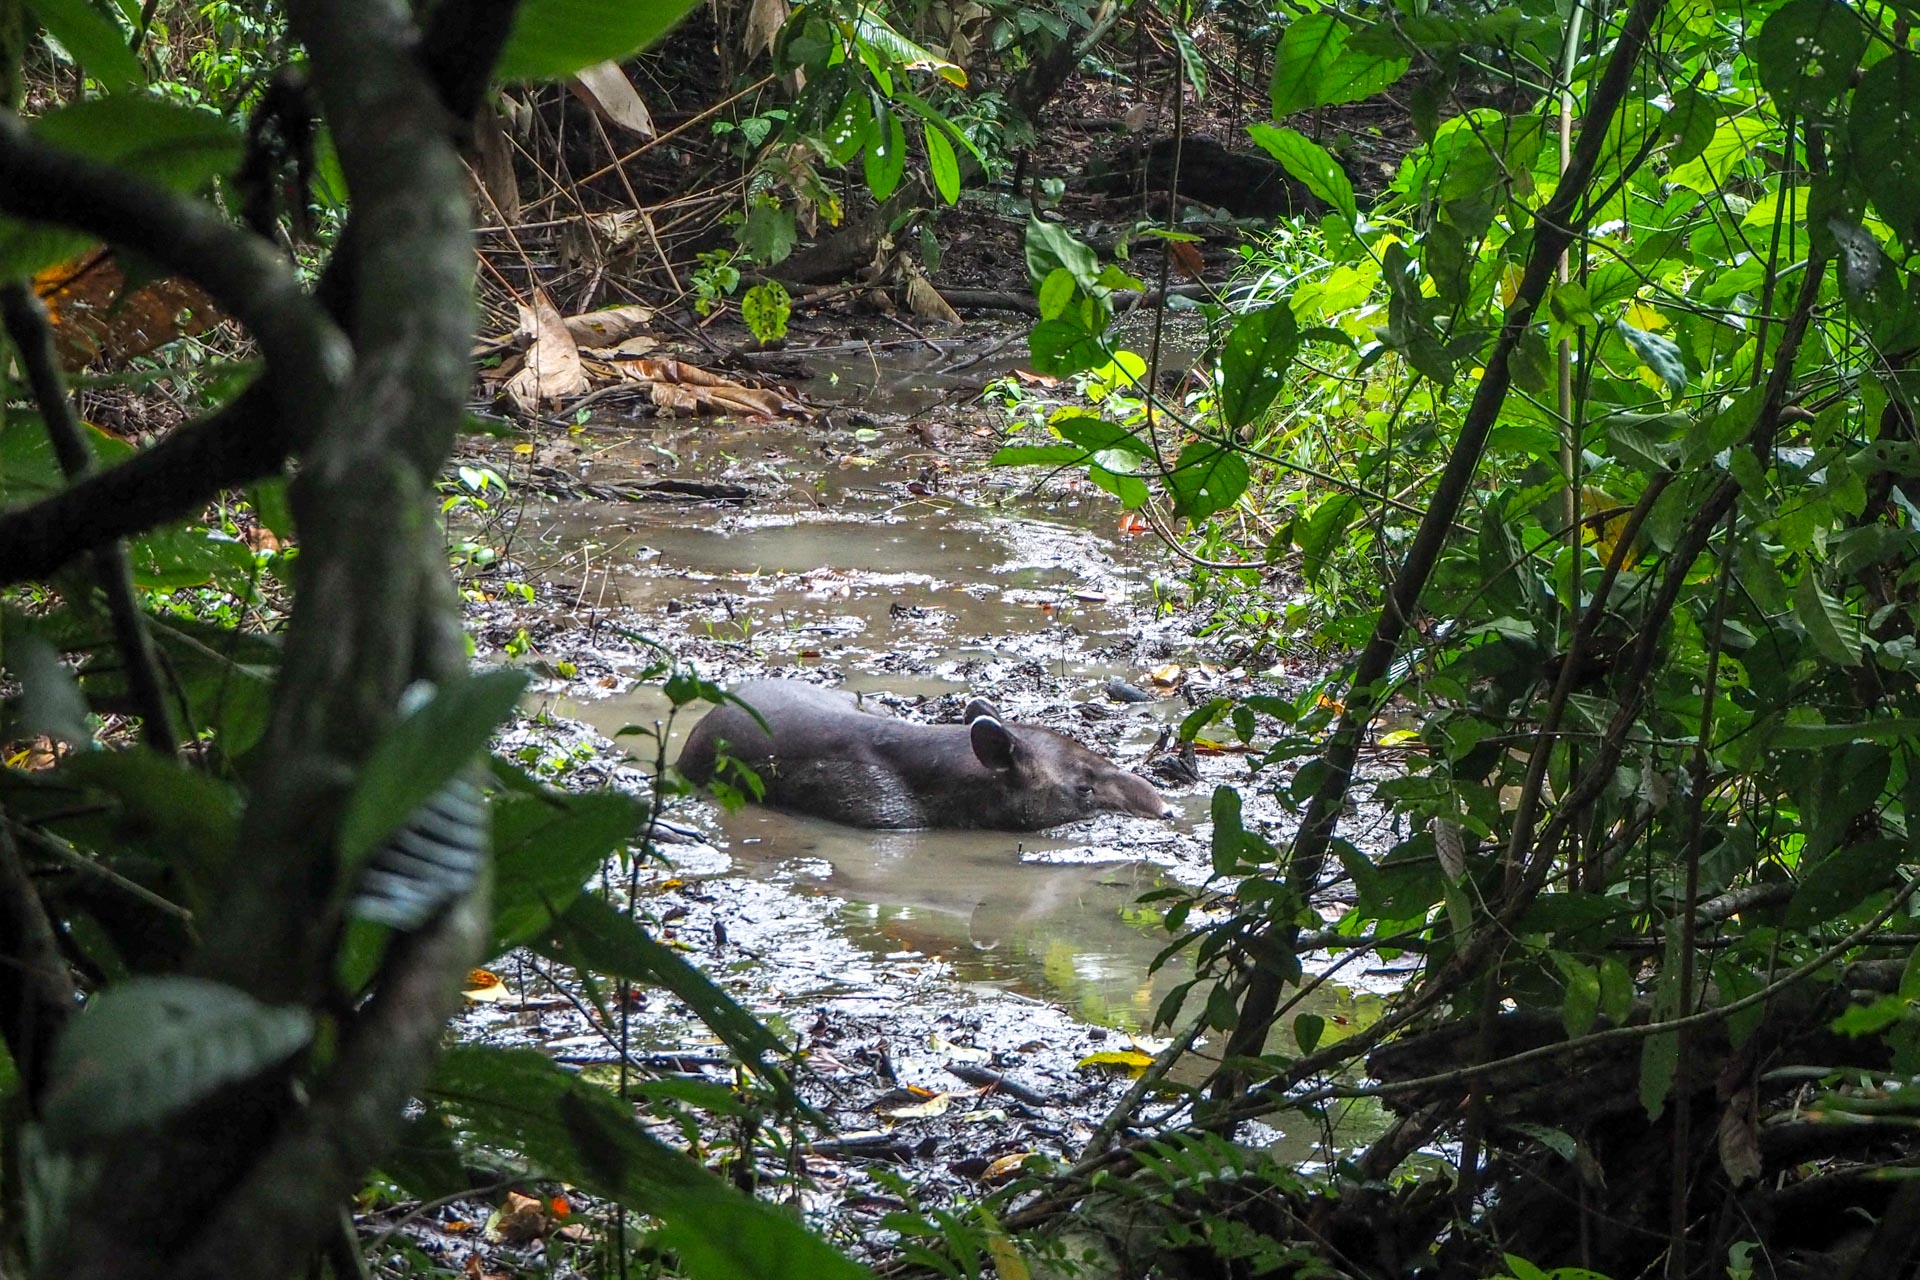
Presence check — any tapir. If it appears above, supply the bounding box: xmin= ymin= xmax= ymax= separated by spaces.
xmin=675 ymin=680 xmax=1176 ymax=832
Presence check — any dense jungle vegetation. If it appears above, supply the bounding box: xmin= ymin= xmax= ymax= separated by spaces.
xmin=3 ymin=0 xmax=1920 ymax=1275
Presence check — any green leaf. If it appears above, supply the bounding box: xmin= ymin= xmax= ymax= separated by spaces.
xmin=42 ymin=977 xmax=313 ymax=1142
xmin=1792 ymin=572 xmax=1863 ymax=667
xmin=1598 ymin=958 xmax=1634 ymax=1026
xmin=1639 ymin=1029 xmax=1678 ymax=1120
xmin=338 ymin=670 xmax=530 ymax=868
xmin=0 ymin=98 xmax=243 ymax=278
xmin=1767 ymin=717 xmax=1920 ymax=748
xmin=1299 ymin=492 xmax=1361 ymax=584
xmin=1293 ymin=1012 xmax=1324 ymax=1053
xmin=862 ymin=106 xmax=906 ymax=201
xmin=1169 ymin=21 xmax=1207 ymax=99
xmin=22 ymin=0 xmax=143 ymax=91
xmin=1269 ymin=14 xmax=1346 ymax=118
xmin=1851 ymin=54 xmax=1920 ymax=245
xmin=60 ymin=748 xmax=241 ymax=909
xmin=12 ymin=634 xmax=93 ymax=748
xmin=1217 ymin=304 xmax=1300 ymax=430
xmin=1024 ymin=215 xmax=1100 ymax=291
xmin=491 ymin=793 xmax=640 ymax=950
xmin=1028 ymin=317 xmax=1106 ymax=376
xmin=1052 ymin=410 xmax=1152 ymax=458
xmin=429 ymin=1047 xmax=863 ymax=1280
xmin=923 ymin=123 xmax=960 ymax=204
xmin=740 ymin=200 xmax=795 ymax=267
xmin=823 ymin=89 xmax=871 ymax=166
xmin=1037 ymin=267 xmax=1076 ymax=321
xmin=541 ymin=893 xmax=791 ymax=1088
xmin=1269 ymin=13 xmax=1406 ymax=116
xmin=125 ymin=527 xmax=257 ymax=591
xmin=1614 ymin=318 xmax=1686 ymax=395
xmin=739 ymin=280 xmax=791 ymax=343
xmin=1553 ymin=953 xmax=1601 ymax=1038
xmin=1246 ymin=124 xmax=1356 ymax=225
xmin=495 ymin=0 xmax=700 ymax=81
xmin=1752 ymin=0 xmax=1867 ymax=113
xmin=1165 ymin=443 xmax=1250 ymax=521
xmin=1787 ymin=837 xmax=1905 ymax=929
xmin=1664 ymin=89 xmax=1716 ymax=168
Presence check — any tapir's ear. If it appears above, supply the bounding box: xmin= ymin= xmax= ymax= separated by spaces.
xmin=963 ymin=697 xmax=999 ymax=724
xmin=969 ymin=715 xmax=1019 ymax=772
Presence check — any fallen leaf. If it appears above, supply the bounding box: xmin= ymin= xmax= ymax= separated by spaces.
xmin=1076 ymin=1049 xmax=1154 ymax=1074
xmin=744 ymin=0 xmax=788 ymax=52
xmin=636 ymin=358 xmax=805 ymax=418
xmin=471 ymin=109 xmax=520 ymax=224
xmin=1117 ymin=511 xmax=1150 ymax=536
xmin=35 ymin=250 xmax=220 ymax=370
xmin=569 ymin=61 xmax=654 ymax=138
xmin=904 ymin=274 xmax=962 ymax=326
xmin=1012 ymin=369 xmax=1059 ymax=387
xmin=1168 ymin=240 xmax=1206 ymax=281
xmin=1148 ymin=663 xmax=1184 ymax=687
xmin=884 ymin=1092 xmax=954 ymax=1118
xmin=565 ymin=304 xmax=655 ymax=348
xmin=505 ymin=289 xmax=586 ymax=413
xmin=463 ymin=969 xmax=514 ymax=1003
xmin=931 ymin=1035 xmax=991 ymax=1064
xmin=981 ymin=1151 xmax=1034 ymax=1181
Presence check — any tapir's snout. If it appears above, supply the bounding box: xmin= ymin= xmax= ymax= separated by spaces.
xmin=1111 ymin=770 xmax=1177 ymax=822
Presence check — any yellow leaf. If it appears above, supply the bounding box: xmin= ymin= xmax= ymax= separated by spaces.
xmin=513 ymin=442 xmax=534 ymax=455
xmin=884 ymin=1092 xmax=953 ymax=1118
xmin=463 ymin=969 xmax=514 ymax=1003
xmin=1622 ymin=299 xmax=1667 ymax=331
xmin=1076 ymin=1049 xmax=1155 ymax=1075
xmin=982 ymin=1152 xmax=1034 ymax=1182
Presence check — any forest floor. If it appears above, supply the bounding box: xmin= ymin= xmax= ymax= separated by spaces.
xmin=366 ymin=308 xmax=1411 ymax=1270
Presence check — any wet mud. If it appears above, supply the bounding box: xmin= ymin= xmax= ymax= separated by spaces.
xmin=430 ymin=326 xmax=1401 ymax=1260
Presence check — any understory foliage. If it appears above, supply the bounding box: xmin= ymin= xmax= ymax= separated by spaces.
xmin=1001 ymin=0 xmax=1920 ymax=1270
xmin=0 ymin=1 xmax=869 ymax=1277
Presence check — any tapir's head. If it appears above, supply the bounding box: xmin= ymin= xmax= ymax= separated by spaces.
xmin=963 ymin=697 xmax=1176 ymax=829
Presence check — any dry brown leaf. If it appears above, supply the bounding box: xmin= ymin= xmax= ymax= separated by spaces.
xmin=35 ymin=250 xmax=221 ymax=370
xmin=744 ymin=0 xmax=789 ymax=53
xmin=904 ymin=275 xmax=962 ymax=326
xmin=1168 ymin=239 xmax=1206 ymax=281
xmin=565 ymin=304 xmax=654 ymax=347
xmin=471 ymin=110 xmax=520 ymax=223
xmin=505 ymin=289 xmax=586 ymax=412
xmin=635 ymin=358 xmax=804 ymax=417
xmin=569 ymin=61 xmax=654 ymax=138
xmin=605 ymin=334 xmax=660 ymax=358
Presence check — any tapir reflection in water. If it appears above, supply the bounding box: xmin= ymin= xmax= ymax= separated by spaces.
xmin=675 ymin=680 xmax=1176 ymax=832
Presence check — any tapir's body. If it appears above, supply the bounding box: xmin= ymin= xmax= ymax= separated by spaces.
xmin=676 ymin=680 xmax=1174 ymax=832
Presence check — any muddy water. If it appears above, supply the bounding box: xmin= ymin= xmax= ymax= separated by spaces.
xmin=472 ymin=339 xmax=1388 ymax=1165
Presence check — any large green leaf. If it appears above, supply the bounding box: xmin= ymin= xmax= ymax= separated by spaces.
xmin=862 ymin=105 xmax=906 ymax=201
xmin=428 ymin=1046 xmax=866 ymax=1280
xmin=1851 ymin=53 xmax=1920 ymax=246
xmin=923 ymin=122 xmax=960 ymax=204
xmin=490 ymin=791 xmax=642 ymax=951
xmin=1165 ymin=443 xmax=1251 ymax=522
xmin=41 ymin=977 xmax=314 ymax=1143
xmin=337 ymin=670 xmax=530 ymax=867
xmin=494 ymin=0 xmax=700 ymax=81
xmin=1752 ymin=0 xmax=1867 ymax=114
xmin=1217 ymin=303 xmax=1300 ymax=430
xmin=0 ymin=98 xmax=242 ymax=279
xmin=1269 ymin=13 xmax=1406 ymax=118
xmin=1791 ymin=572 xmax=1863 ymax=667
xmin=1024 ymin=215 xmax=1101 ymax=291
xmin=1246 ymin=124 xmax=1357 ymax=225
xmin=23 ymin=0 xmax=143 ymax=91
xmin=1787 ymin=837 xmax=1906 ymax=929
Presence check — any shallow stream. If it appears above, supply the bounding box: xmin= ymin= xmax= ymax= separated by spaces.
xmin=454 ymin=329 xmax=1395 ymax=1185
